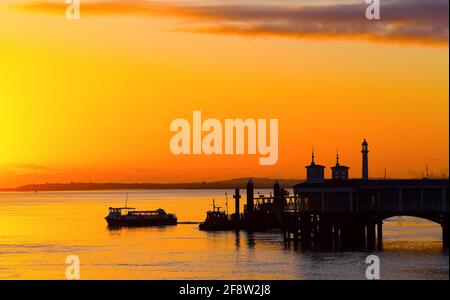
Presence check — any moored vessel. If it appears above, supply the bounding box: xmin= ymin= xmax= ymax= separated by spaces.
xmin=105 ymin=195 xmax=177 ymax=227
xmin=105 ymin=207 xmax=178 ymax=227
xmin=199 ymin=197 xmax=234 ymax=231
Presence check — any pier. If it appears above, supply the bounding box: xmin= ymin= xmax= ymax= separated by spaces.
xmin=227 ymin=140 xmax=449 ymax=249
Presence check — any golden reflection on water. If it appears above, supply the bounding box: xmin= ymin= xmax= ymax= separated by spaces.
xmin=0 ymin=191 xmax=448 ymax=280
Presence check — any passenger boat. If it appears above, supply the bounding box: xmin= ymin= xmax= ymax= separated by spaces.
xmin=105 ymin=207 xmax=177 ymax=227
xmin=105 ymin=195 xmax=177 ymax=227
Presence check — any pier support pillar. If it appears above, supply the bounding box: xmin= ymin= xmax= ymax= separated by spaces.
xmin=293 ymin=229 xmax=299 ymax=243
xmin=333 ymin=223 xmax=340 ymax=249
xmin=234 ymin=187 xmax=241 ymax=228
xmin=377 ymin=220 xmax=383 ymax=249
xmin=340 ymin=224 xmax=349 ymax=248
xmin=319 ymin=215 xmax=333 ymax=250
xmin=340 ymin=218 xmax=354 ymax=249
xmin=366 ymin=222 xmax=376 ymax=250
xmin=274 ymin=181 xmax=283 ymax=226
xmin=443 ymin=217 xmax=448 ymax=249
xmin=246 ymin=179 xmax=254 ymax=222
xmin=300 ymin=213 xmax=312 ymax=249
xmin=355 ymin=221 xmax=366 ymax=249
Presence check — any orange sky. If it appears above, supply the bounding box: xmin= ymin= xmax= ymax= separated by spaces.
xmin=0 ymin=0 xmax=448 ymax=188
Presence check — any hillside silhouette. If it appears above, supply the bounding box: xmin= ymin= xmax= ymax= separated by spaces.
xmin=13 ymin=178 xmax=303 ymax=192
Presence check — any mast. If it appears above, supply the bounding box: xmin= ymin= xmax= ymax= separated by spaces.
xmin=225 ymin=192 xmax=228 ymax=215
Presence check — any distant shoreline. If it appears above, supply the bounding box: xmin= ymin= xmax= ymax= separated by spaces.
xmin=0 ymin=178 xmax=303 ymax=192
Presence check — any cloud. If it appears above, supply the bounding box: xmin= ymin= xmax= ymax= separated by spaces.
xmin=0 ymin=163 xmax=54 ymax=175
xmin=0 ymin=163 xmax=52 ymax=170
xmin=18 ymin=0 xmax=449 ymax=46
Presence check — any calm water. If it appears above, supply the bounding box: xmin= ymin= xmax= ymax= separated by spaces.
xmin=0 ymin=190 xmax=448 ymax=280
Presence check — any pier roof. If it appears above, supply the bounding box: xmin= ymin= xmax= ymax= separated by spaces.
xmin=294 ymin=179 xmax=449 ymax=189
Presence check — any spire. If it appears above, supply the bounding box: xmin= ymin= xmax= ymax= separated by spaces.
xmin=311 ymin=146 xmax=315 ymax=166
xmin=336 ymin=149 xmax=340 ymax=166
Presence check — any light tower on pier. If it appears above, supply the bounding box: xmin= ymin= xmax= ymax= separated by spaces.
xmin=362 ymin=139 xmax=369 ymax=180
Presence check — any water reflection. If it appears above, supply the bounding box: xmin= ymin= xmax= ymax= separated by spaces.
xmin=234 ymin=230 xmax=240 ymax=249
xmin=246 ymin=232 xmax=256 ymax=250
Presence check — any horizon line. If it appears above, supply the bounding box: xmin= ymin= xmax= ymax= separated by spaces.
xmin=1 ymin=176 xmax=449 ymax=192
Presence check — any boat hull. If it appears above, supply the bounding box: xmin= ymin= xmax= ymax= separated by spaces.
xmin=199 ymin=222 xmax=235 ymax=231
xmin=106 ymin=217 xmax=177 ymax=227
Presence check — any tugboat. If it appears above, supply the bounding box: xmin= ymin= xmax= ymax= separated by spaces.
xmin=105 ymin=195 xmax=177 ymax=227
xmin=199 ymin=197 xmax=234 ymax=231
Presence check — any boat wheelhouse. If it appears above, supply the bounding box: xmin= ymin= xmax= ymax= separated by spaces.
xmin=199 ymin=197 xmax=235 ymax=231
